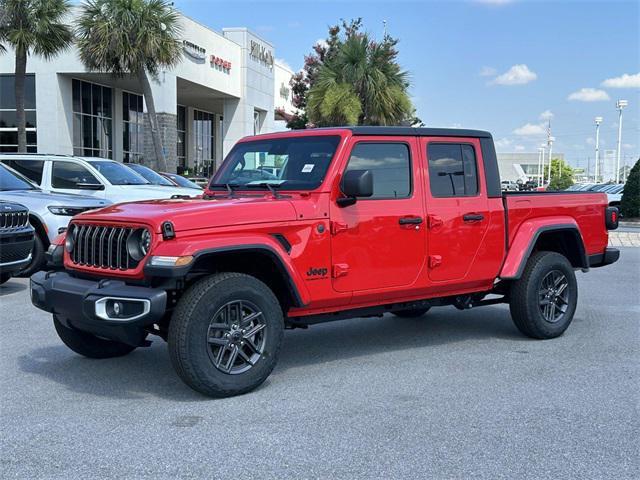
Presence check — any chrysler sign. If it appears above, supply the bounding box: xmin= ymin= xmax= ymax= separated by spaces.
xmin=183 ymin=40 xmax=206 ymax=61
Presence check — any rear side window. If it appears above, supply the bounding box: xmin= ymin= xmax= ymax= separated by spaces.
xmin=2 ymin=159 xmax=44 ymax=184
xmin=345 ymin=143 xmax=411 ymax=199
xmin=427 ymin=143 xmax=478 ymax=197
xmin=52 ymin=161 xmax=99 ymax=189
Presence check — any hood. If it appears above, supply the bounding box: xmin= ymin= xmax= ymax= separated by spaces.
xmin=76 ymin=195 xmax=297 ymax=232
xmin=0 ymin=190 xmax=110 ymax=207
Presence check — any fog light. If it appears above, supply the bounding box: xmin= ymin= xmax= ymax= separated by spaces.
xmin=94 ymin=297 xmax=151 ymax=321
xmin=113 ymin=301 xmax=122 ymax=316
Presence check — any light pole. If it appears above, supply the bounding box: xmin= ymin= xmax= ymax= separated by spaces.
xmin=547 ymin=136 xmax=555 ymax=183
xmin=594 ymin=116 xmax=603 ymax=183
xmin=540 ymin=144 xmax=546 ymax=186
xmin=537 ymin=147 xmax=543 ymax=186
xmin=615 ymin=100 xmax=628 ymax=184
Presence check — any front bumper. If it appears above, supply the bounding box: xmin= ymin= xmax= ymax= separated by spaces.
xmin=588 ymin=247 xmax=620 ymax=268
xmin=0 ymin=229 xmax=34 ymax=274
xmin=30 ymin=271 xmax=167 ymax=346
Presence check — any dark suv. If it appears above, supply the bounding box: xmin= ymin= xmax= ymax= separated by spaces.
xmin=0 ymin=201 xmax=34 ymax=284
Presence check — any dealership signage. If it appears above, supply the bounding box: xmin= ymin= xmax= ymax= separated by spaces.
xmin=249 ymin=40 xmax=274 ymax=68
xmin=210 ymin=54 xmax=232 ymax=72
xmin=279 ymin=83 xmax=290 ymax=99
xmin=183 ymin=40 xmax=206 ymax=61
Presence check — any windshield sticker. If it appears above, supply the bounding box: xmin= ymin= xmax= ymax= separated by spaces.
xmin=302 ymin=164 xmax=315 ymax=173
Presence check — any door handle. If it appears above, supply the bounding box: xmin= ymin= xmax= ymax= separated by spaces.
xmin=463 ymin=213 xmax=484 ymax=222
xmin=399 ymin=216 xmax=423 ymax=225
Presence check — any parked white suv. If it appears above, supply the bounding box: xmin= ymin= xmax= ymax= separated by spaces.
xmin=0 ymin=154 xmax=201 ymax=203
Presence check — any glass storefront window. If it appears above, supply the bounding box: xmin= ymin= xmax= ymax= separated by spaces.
xmin=122 ymin=91 xmax=144 ymax=163
xmin=0 ymin=74 xmax=37 ymax=152
xmin=72 ymin=79 xmax=112 ymax=158
xmin=193 ymin=109 xmax=215 ymax=177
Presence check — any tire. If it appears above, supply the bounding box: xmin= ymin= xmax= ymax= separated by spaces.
xmin=393 ymin=307 xmax=431 ymax=318
xmin=0 ymin=273 xmax=11 ymax=285
xmin=18 ymin=234 xmax=45 ymax=277
xmin=53 ymin=315 xmax=138 ymax=358
xmin=168 ymin=272 xmax=284 ymax=398
xmin=509 ymin=251 xmax=578 ymax=339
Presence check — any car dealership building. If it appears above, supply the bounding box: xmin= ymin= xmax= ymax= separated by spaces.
xmin=0 ymin=10 xmax=295 ymax=175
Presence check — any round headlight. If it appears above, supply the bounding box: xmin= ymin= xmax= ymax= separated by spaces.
xmin=140 ymin=229 xmax=151 ymax=256
xmin=65 ymin=226 xmax=76 ymax=252
xmin=126 ymin=228 xmax=152 ymax=261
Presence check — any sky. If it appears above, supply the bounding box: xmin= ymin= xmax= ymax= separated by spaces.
xmin=174 ymin=0 xmax=640 ymax=173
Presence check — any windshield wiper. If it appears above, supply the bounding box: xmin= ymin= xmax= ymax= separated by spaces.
xmin=207 ymin=183 xmax=241 ymax=198
xmin=243 ymin=182 xmax=290 ymax=199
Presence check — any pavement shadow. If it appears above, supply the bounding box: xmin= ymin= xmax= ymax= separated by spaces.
xmin=17 ymin=305 xmax=525 ymax=401
xmin=0 ymin=280 xmax=27 ymax=297
xmin=275 ymin=305 xmax=526 ymax=373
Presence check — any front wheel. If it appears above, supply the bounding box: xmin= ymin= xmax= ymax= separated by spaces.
xmin=168 ymin=273 xmax=284 ymax=398
xmin=509 ymin=251 xmax=578 ymax=339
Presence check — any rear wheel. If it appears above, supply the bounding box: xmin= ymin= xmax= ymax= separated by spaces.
xmin=509 ymin=251 xmax=578 ymax=339
xmin=393 ymin=307 xmax=431 ymax=318
xmin=53 ymin=315 xmax=138 ymax=358
xmin=168 ymin=272 xmax=284 ymax=398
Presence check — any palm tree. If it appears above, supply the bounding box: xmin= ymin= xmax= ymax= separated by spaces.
xmin=0 ymin=0 xmax=73 ymax=152
xmin=307 ymin=33 xmax=413 ymax=127
xmin=75 ymin=0 xmax=182 ymax=171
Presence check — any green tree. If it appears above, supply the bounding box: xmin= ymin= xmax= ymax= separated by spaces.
xmin=0 ymin=0 xmax=73 ymax=152
xmin=547 ymin=158 xmax=574 ymax=191
xmin=287 ymin=18 xmax=419 ymax=128
xmin=620 ymin=158 xmax=639 ymax=218
xmin=75 ymin=0 xmax=182 ymax=170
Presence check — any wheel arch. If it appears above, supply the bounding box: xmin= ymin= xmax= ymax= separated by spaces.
xmin=28 ymin=213 xmax=49 ymax=246
xmin=500 ymin=223 xmax=588 ymax=280
xmin=185 ymin=245 xmax=307 ymax=311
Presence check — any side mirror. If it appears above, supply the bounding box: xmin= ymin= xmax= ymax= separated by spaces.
xmin=77 ymin=183 xmax=105 ymax=191
xmin=337 ymin=169 xmax=373 ymax=207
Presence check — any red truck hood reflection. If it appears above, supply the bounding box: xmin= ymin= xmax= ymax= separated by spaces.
xmin=75 ymin=196 xmax=298 ymax=232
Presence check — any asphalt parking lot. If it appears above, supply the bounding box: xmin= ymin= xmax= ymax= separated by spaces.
xmin=1 ymin=248 xmax=638 ymax=479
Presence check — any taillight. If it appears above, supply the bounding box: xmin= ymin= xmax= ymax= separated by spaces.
xmin=605 ymin=206 xmax=619 ymax=230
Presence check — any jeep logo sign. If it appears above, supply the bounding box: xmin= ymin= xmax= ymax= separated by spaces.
xmin=250 ymin=40 xmax=274 ymax=68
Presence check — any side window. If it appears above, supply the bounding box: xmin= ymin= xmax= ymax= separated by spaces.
xmin=427 ymin=143 xmax=478 ymax=197
xmin=2 ymin=159 xmax=44 ymax=184
xmin=345 ymin=143 xmax=411 ymax=199
xmin=52 ymin=161 xmax=99 ymax=189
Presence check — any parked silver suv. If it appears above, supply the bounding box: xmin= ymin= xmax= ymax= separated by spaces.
xmin=0 ymin=163 xmax=109 ymax=275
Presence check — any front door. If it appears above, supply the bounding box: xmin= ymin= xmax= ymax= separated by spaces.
xmin=420 ymin=137 xmax=490 ymax=282
xmin=330 ymin=137 xmax=426 ymax=293
xmin=50 ymin=160 xmax=106 ymax=198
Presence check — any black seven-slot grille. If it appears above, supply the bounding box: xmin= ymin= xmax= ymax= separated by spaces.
xmin=0 ymin=210 xmax=29 ymax=229
xmin=71 ymin=224 xmax=141 ymax=270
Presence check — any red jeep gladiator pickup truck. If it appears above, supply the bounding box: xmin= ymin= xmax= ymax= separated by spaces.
xmin=31 ymin=127 xmax=620 ymax=397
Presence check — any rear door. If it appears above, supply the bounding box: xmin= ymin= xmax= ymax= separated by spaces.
xmin=421 ymin=137 xmax=490 ymax=282
xmin=330 ymin=136 xmax=426 ymax=292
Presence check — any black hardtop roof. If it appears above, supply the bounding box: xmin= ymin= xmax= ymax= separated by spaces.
xmin=336 ymin=126 xmax=493 ymax=138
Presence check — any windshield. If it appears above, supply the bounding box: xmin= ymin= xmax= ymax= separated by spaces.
xmin=128 ymin=164 xmax=175 ymax=186
xmin=211 ymin=136 xmax=341 ymax=191
xmin=88 ymin=160 xmax=149 ymax=185
xmin=0 ymin=164 xmax=37 ymax=191
xmin=163 ymin=173 xmax=203 ymax=189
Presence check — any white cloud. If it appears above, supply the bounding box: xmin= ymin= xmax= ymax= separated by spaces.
xmin=315 ymin=38 xmax=328 ymax=50
xmin=275 ymin=58 xmax=293 ymax=72
xmin=494 ymin=137 xmax=513 ymax=150
xmin=539 ymin=110 xmax=554 ymax=121
xmin=586 ymin=137 xmax=595 ymax=146
xmin=623 ymin=143 xmax=635 ymax=149
xmin=513 ymin=123 xmax=546 ymax=136
xmin=514 ymin=145 xmax=526 ymax=152
xmin=601 ymin=73 xmax=640 ymax=89
xmin=491 ymin=64 xmax=537 ymax=86
xmin=479 ymin=66 xmax=497 ymax=77
xmin=567 ymin=88 xmax=610 ymax=102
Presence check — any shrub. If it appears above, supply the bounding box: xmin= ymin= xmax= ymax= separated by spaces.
xmin=620 ymin=159 xmax=639 ymax=218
